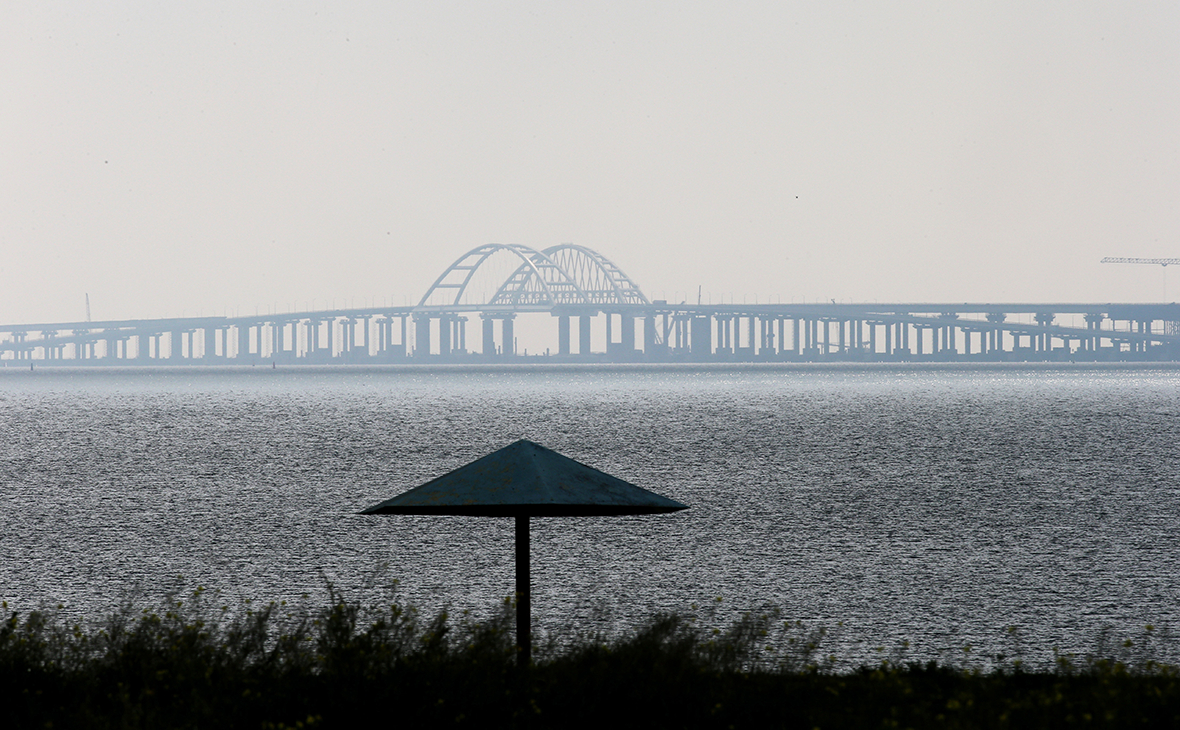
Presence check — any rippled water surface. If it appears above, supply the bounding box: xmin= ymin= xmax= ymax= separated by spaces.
xmin=2 ymin=364 xmax=1178 ymax=667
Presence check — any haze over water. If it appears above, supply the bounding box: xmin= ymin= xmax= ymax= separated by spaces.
xmin=2 ymin=364 xmax=1178 ymax=668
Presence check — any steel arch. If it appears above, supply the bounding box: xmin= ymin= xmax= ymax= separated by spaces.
xmin=417 ymin=244 xmax=586 ymax=307
xmin=542 ymin=244 xmax=650 ymax=305
xmin=490 ymin=244 xmax=650 ymax=306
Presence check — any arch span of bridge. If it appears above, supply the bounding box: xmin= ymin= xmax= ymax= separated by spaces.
xmin=418 ymin=243 xmax=649 ymax=309
xmin=1 ymin=244 xmax=1179 ymax=364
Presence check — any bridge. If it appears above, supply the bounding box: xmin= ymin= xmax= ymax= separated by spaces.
xmin=3 ymin=243 xmax=1180 ymax=365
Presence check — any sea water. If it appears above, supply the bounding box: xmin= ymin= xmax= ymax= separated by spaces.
xmin=2 ymin=363 xmax=1178 ymax=668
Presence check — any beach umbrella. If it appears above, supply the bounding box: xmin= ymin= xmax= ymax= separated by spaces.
xmin=359 ymin=439 xmax=688 ymax=665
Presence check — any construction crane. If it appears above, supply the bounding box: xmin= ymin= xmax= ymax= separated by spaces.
xmin=1101 ymin=257 xmax=1180 ymax=302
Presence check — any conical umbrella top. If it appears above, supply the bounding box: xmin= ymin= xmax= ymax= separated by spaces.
xmin=360 ymin=439 xmax=687 ymax=517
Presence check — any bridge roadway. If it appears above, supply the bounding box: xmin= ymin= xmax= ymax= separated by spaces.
xmin=2 ymin=244 xmax=1178 ymax=364
xmin=1 ymin=301 xmax=1178 ymax=365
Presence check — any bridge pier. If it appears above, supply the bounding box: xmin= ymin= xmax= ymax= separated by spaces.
xmin=433 ymin=314 xmax=465 ymax=357
xmin=357 ymin=317 xmax=368 ymax=357
xmin=307 ymin=319 xmax=320 ymax=358
xmin=275 ymin=321 xmax=289 ymax=359
xmin=690 ymin=316 xmax=711 ymax=358
xmin=438 ymin=316 xmax=450 ymax=355
xmin=759 ymin=316 xmax=773 ymax=356
xmin=1035 ymin=313 xmax=1055 ymax=353
xmin=1084 ymin=313 xmax=1104 ymax=352
xmin=339 ymin=318 xmax=354 ymax=358
xmin=236 ymin=325 xmax=249 ymax=360
xmin=481 ymin=316 xmax=494 ymax=356
xmin=606 ymin=313 xmax=636 ymax=357
xmin=579 ymin=315 xmax=591 ymax=355
xmin=414 ymin=315 xmax=431 ymax=357
xmin=375 ymin=317 xmax=387 ymax=355
xmin=478 ymin=314 xmax=514 ymax=357
xmin=557 ymin=315 xmax=570 ymax=355
xmin=986 ymin=313 xmax=1006 ymax=355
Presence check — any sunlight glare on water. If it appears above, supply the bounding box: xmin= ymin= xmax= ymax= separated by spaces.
xmin=1 ymin=364 xmax=1178 ymax=668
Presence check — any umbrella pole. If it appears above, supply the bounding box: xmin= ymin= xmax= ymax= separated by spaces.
xmin=515 ymin=514 xmax=531 ymax=666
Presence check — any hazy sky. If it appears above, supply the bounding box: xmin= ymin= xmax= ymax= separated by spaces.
xmin=3 ymin=2 xmax=1178 ymax=324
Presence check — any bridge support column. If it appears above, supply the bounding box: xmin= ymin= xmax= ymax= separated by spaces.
xmin=438 ymin=316 xmax=450 ymax=356
xmin=621 ymin=314 xmax=635 ymax=354
xmin=339 ymin=319 xmax=353 ymax=358
xmin=1035 ymin=313 xmax=1055 ymax=354
xmin=480 ymin=314 xmax=514 ymax=357
xmin=415 ymin=315 xmax=431 ymax=357
xmin=302 ymin=320 xmax=315 ymax=357
xmin=579 ymin=315 xmax=591 ymax=355
xmin=435 ymin=315 xmax=465 ymax=357
xmin=1084 ymin=313 xmax=1104 ymax=352
xmin=557 ymin=315 xmax=570 ymax=355
xmin=759 ymin=317 xmax=771 ymax=355
xmin=374 ymin=317 xmax=386 ymax=355
xmin=986 ymin=313 xmax=1006 ymax=356
xmin=691 ymin=316 xmax=711 ymax=358
xmin=482 ymin=316 xmax=495 ymax=356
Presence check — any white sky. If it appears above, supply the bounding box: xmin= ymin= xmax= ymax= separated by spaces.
xmin=2 ymin=2 xmax=1178 ymax=324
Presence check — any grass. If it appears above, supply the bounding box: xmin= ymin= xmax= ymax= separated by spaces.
xmin=2 ymin=587 xmax=1179 ymax=729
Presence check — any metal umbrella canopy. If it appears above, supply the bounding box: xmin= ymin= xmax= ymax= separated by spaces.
xmin=359 ymin=439 xmax=688 ymax=664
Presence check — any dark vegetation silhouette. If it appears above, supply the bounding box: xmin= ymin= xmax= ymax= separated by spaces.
xmin=2 ymin=585 xmax=1179 ymax=729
